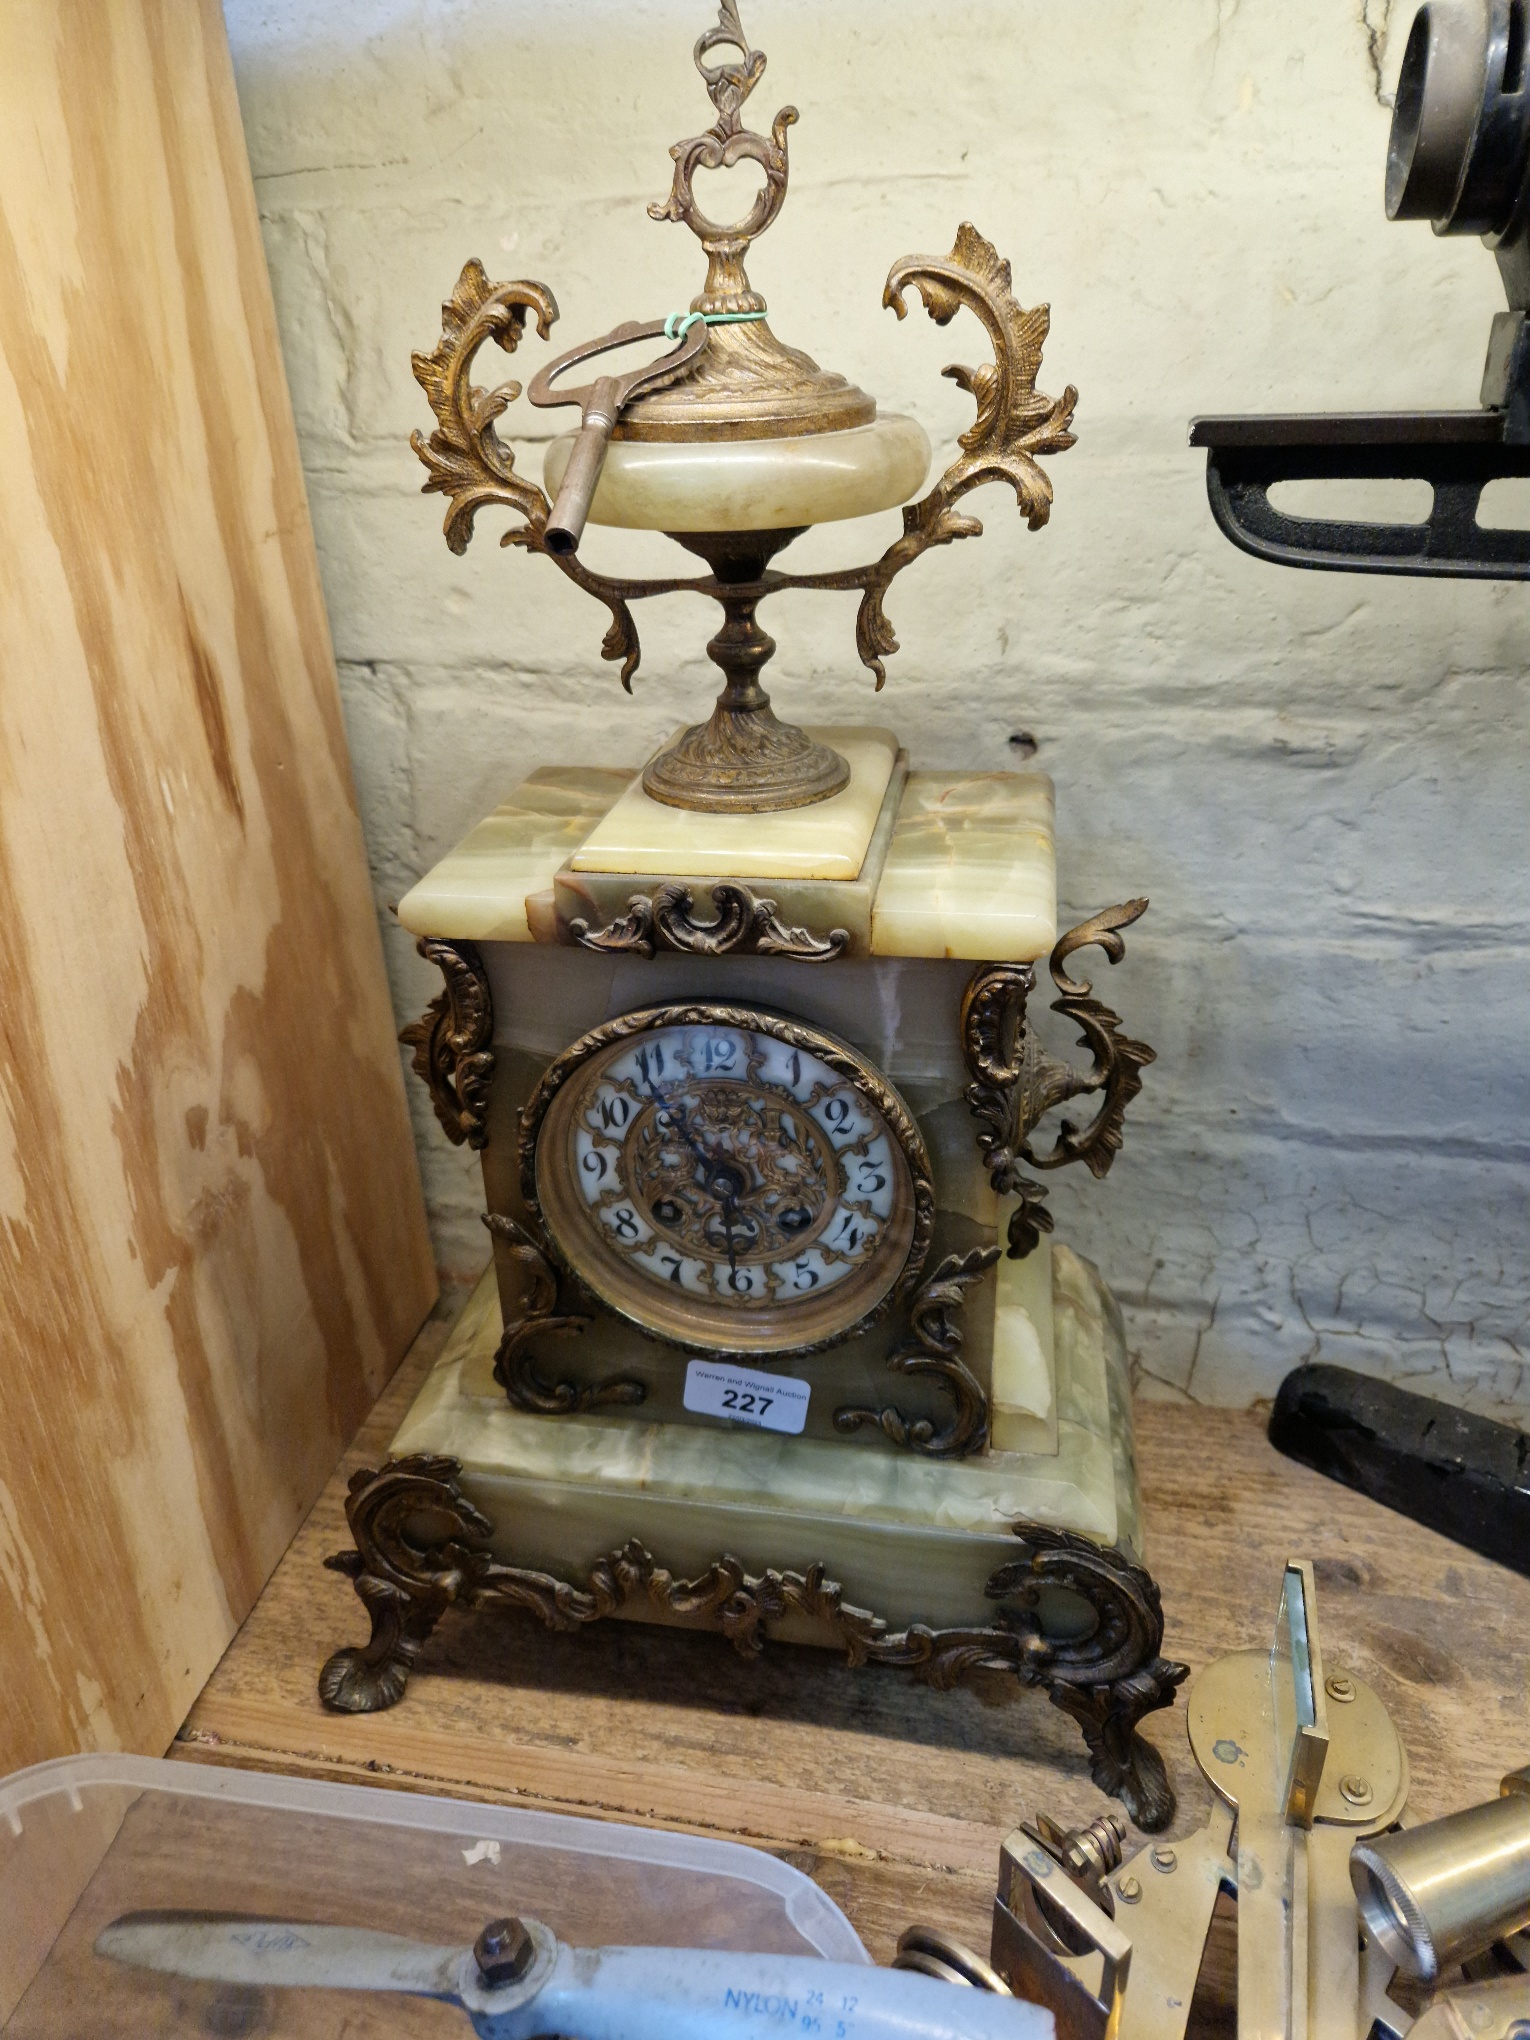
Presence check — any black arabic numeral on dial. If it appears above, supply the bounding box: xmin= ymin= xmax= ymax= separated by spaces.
xmin=610 ymin=1206 xmax=640 ymax=1240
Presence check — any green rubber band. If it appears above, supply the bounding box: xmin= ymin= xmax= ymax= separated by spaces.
xmin=664 ymin=309 xmax=767 ymax=339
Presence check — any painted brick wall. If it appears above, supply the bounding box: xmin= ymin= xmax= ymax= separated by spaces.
xmin=224 ymin=0 xmax=1530 ymax=1418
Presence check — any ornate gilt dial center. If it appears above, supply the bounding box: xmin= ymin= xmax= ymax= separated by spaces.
xmin=527 ymin=1009 xmax=932 ymax=1355
xmin=628 ymin=1079 xmax=842 ymax=1266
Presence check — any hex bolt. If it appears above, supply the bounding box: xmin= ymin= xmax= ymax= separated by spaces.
xmin=1326 ymin=1674 xmax=1357 ymax=1704
xmin=1117 ymin=1875 xmax=1142 ymax=1904
xmin=1339 ymin=1774 xmax=1374 ymax=1806
xmin=1151 ymin=1846 xmax=1178 ymax=1872
xmin=475 ymin=1917 xmax=536 ymax=1988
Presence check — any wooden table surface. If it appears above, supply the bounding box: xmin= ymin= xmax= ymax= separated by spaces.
xmin=175 ymin=1289 xmax=1530 ymax=1974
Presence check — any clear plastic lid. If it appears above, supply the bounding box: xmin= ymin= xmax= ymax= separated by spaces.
xmin=2 ymin=1752 xmax=865 ymax=2033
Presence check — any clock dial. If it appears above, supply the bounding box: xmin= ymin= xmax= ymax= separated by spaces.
xmin=527 ymin=1008 xmax=931 ymax=1356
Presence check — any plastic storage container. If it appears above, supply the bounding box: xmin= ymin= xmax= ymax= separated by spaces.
xmin=1 ymin=1753 xmax=867 ymax=2034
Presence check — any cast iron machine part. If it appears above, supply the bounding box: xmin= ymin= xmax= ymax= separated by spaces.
xmin=1191 ymin=0 xmax=1530 ymax=575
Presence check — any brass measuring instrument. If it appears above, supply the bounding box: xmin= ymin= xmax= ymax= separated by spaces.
xmin=902 ymin=1560 xmax=1530 ymax=2040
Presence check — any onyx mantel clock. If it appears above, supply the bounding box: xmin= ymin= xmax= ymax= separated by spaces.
xmin=318 ymin=2 xmax=1185 ymax=1829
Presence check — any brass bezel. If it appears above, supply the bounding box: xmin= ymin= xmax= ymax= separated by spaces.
xmin=519 ymin=1002 xmax=935 ymax=1359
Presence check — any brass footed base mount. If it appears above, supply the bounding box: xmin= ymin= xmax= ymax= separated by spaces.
xmin=318 ymin=1453 xmax=1188 ymax=1831
xmin=641 ymin=529 xmax=850 ymax=812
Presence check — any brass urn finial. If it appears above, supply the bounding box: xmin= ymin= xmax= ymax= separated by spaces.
xmin=648 ymin=1 xmax=795 ymax=315
xmin=410 ymin=5 xmax=1079 ymax=813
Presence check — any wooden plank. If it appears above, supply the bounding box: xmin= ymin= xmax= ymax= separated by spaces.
xmin=179 ymin=1300 xmax=1530 ymax=1969
xmin=0 ymin=0 xmax=437 ymax=1774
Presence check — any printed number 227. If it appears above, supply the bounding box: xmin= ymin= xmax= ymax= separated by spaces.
xmin=720 ymin=1388 xmax=773 ymax=1417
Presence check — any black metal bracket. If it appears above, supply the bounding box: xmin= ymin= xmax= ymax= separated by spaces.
xmin=1190 ymin=409 xmax=1530 ymax=578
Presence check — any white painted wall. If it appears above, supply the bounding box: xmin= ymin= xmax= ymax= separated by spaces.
xmin=224 ymin=0 xmax=1530 ymax=1419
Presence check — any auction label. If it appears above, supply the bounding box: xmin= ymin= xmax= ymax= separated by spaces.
xmin=683 ymin=1359 xmax=810 ymax=1435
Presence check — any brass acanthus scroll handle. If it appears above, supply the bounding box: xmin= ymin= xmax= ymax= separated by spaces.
xmin=528 ymin=317 xmax=709 ymax=555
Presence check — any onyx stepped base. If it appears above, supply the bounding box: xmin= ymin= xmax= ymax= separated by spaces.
xmin=319 ymin=1261 xmax=1186 ymax=1832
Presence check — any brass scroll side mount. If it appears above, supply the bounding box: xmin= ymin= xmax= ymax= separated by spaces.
xmin=833 ymin=1245 xmax=1000 ymax=1460
xmin=399 ymin=935 xmax=495 ymax=1151
xmin=409 ymin=222 xmax=1074 ymax=706
xmin=482 ymin=1212 xmax=645 ymax=1418
xmin=963 ymin=901 xmax=1156 ymax=1260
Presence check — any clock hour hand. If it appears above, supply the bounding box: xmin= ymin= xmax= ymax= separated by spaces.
xmin=643 ymin=1076 xmax=745 ymax=1215
xmin=651 ymin=1085 xmax=712 ymax=1173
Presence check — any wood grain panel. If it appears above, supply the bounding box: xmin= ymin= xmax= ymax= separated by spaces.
xmin=0 ymin=0 xmax=437 ymax=1772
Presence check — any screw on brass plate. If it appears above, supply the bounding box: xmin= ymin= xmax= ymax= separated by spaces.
xmin=1339 ymin=1774 xmax=1373 ymax=1806
xmin=1326 ymin=1674 xmax=1357 ymax=1703
xmin=1151 ymin=1846 xmax=1177 ymax=1872
xmin=475 ymin=1917 xmax=535 ymax=1988
xmin=1117 ymin=1876 xmax=1142 ymax=1904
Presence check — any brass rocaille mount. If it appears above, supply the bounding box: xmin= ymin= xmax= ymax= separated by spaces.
xmin=409 ymin=2 xmax=1077 ymax=813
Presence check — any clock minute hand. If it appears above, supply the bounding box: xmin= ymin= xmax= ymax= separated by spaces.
xmin=637 ymin=1071 xmax=753 ymax=1282
xmin=643 ymin=1074 xmax=737 ymax=1194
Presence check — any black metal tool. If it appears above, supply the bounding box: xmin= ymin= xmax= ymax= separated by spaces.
xmin=1192 ymin=0 xmax=1530 ymax=577
xmin=1270 ymin=1363 xmax=1530 ymax=1577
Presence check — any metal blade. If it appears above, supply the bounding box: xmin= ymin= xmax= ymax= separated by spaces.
xmin=95 ymin=1913 xmax=466 ymax=1999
